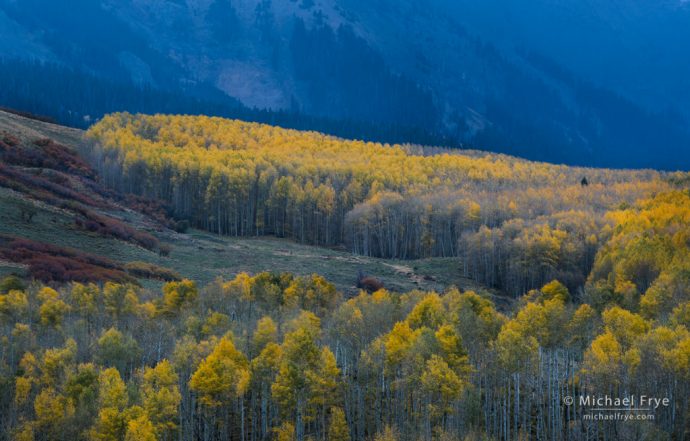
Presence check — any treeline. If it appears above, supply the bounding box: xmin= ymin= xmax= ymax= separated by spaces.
xmin=85 ymin=113 xmax=673 ymax=294
xmin=1 ymin=192 xmax=689 ymax=440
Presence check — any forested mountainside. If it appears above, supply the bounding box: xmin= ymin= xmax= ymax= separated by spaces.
xmin=0 ymin=59 xmax=451 ymax=148
xmin=2 ymin=0 xmax=690 ymax=440
xmin=0 ymin=109 xmax=465 ymax=294
xmin=86 ymin=113 xmax=676 ymax=296
xmin=1 ymin=110 xmax=690 ymax=440
xmin=2 ymin=0 xmax=690 ymax=169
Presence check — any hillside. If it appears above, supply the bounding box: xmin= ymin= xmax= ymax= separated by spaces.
xmin=3 ymin=1 xmax=690 ymax=438
xmin=0 ymin=109 xmax=482 ymax=297
xmin=1 ymin=110 xmax=690 ymax=440
xmin=85 ymin=112 xmax=678 ymax=296
xmin=2 ymin=0 xmax=690 ymax=168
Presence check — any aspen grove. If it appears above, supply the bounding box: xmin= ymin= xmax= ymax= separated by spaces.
xmin=2 ymin=194 xmax=690 ymax=441
xmin=0 ymin=112 xmax=688 ymax=440
xmin=84 ymin=113 xmax=676 ymax=296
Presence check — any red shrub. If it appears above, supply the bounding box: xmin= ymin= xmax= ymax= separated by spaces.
xmin=0 ymin=163 xmax=102 ymax=207
xmin=74 ymin=210 xmax=160 ymax=251
xmin=356 ymin=271 xmax=385 ymax=293
xmin=0 ymin=133 xmax=95 ymax=178
xmin=0 ymin=235 xmax=134 ymax=284
xmin=2 ymin=132 xmax=20 ymax=147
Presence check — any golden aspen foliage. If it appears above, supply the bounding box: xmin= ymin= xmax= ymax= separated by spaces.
xmin=273 ymin=421 xmax=296 ymax=441
xmin=271 ymin=318 xmax=322 ymax=414
xmin=307 ymin=347 xmax=340 ymax=410
xmin=601 ymin=306 xmax=650 ymax=348
xmin=434 ymin=325 xmax=471 ymax=375
xmin=97 ymin=368 xmax=128 ymax=410
xmin=664 ymin=337 xmax=690 ymax=380
xmin=41 ymin=338 xmax=77 ymax=387
xmin=38 ymin=287 xmax=71 ymax=328
xmin=102 ymin=282 xmax=139 ymax=320
xmin=445 ymin=289 xmax=505 ymax=350
xmin=95 ymin=328 xmax=141 ymax=373
xmin=374 ymin=426 xmax=399 ymax=441
xmin=406 ymin=293 xmax=446 ymax=329
xmin=384 ymin=321 xmax=418 ymax=371
xmin=223 ymin=272 xmax=252 ymax=302
xmin=421 ymin=355 xmax=466 ymax=416
xmin=141 ymin=359 xmax=181 ymax=437
xmin=253 ymin=316 xmax=279 ymax=354
xmin=583 ymin=331 xmax=624 ymax=386
xmin=200 ymin=311 xmax=231 ymax=337
xmin=283 ymin=274 xmax=339 ymax=315
xmin=15 ymin=352 xmax=39 ymax=406
xmin=328 ymin=406 xmax=350 ymax=441
xmin=0 ymin=265 xmax=688 ymax=440
xmin=124 ymin=414 xmax=157 ymax=441
xmin=640 ymin=263 xmax=690 ymax=320
xmin=567 ymin=303 xmax=598 ymax=349
xmin=33 ymin=387 xmax=75 ymax=436
xmin=0 ymin=289 xmax=28 ymax=321
xmin=189 ymin=334 xmax=250 ymax=407
xmin=90 ymin=368 xmax=129 ymax=441
xmin=70 ymin=283 xmax=99 ymax=317
xmin=65 ymin=363 xmax=99 ymax=420
xmin=160 ymin=279 xmax=198 ymax=316
xmin=495 ymin=321 xmax=539 ymax=372
xmin=537 ymin=280 xmax=570 ymax=303
xmin=86 ymin=113 xmax=671 ymax=275
xmin=2 ymin=163 xmax=690 ymax=441
xmin=13 ymin=423 xmax=34 ymax=441
xmin=251 ymin=342 xmax=282 ymax=388
xmin=15 ymin=375 xmax=32 ymax=406
xmin=671 ymin=301 xmax=690 ymax=328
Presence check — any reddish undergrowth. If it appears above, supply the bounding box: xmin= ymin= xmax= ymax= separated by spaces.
xmin=0 ymin=234 xmax=134 ymax=284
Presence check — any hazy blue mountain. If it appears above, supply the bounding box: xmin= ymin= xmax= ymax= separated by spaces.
xmin=438 ymin=0 xmax=690 ymax=116
xmin=1 ymin=0 xmax=689 ymax=169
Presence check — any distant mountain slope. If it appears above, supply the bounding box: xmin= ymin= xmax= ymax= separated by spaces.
xmin=439 ymin=0 xmax=690 ymax=116
xmin=1 ymin=0 xmax=689 ymax=169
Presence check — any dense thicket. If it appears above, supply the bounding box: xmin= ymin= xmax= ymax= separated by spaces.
xmin=1 ymin=191 xmax=689 ymax=441
xmin=85 ymin=113 xmax=676 ymax=295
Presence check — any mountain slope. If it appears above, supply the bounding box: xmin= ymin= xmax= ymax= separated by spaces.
xmin=1 ymin=0 xmax=689 ymax=169
xmin=0 ymin=109 xmax=479 ymax=296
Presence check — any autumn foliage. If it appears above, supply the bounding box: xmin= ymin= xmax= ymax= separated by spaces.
xmin=1 ymin=239 xmax=688 ymax=440
xmin=1 ymin=114 xmax=689 ymax=440
xmin=0 ymin=130 xmax=167 ymax=252
xmin=86 ymin=113 xmax=674 ymax=295
xmin=2 ymin=194 xmax=690 ymax=438
xmin=0 ymin=234 xmax=133 ymax=284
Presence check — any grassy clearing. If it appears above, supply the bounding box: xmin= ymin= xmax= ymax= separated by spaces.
xmin=0 ymin=186 xmax=495 ymax=298
xmin=0 ymin=109 xmax=505 ymax=305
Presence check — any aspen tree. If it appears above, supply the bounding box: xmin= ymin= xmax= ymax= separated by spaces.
xmin=142 ymin=359 xmax=181 ymax=439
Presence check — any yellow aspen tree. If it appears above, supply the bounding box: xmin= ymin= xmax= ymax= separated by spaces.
xmin=90 ymin=367 xmax=128 ymax=441
xmin=327 ymin=406 xmax=350 ymax=441
xmin=189 ymin=334 xmax=250 ymax=407
xmin=142 ymin=359 xmax=181 ymax=438
xmin=124 ymin=414 xmax=157 ymax=441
